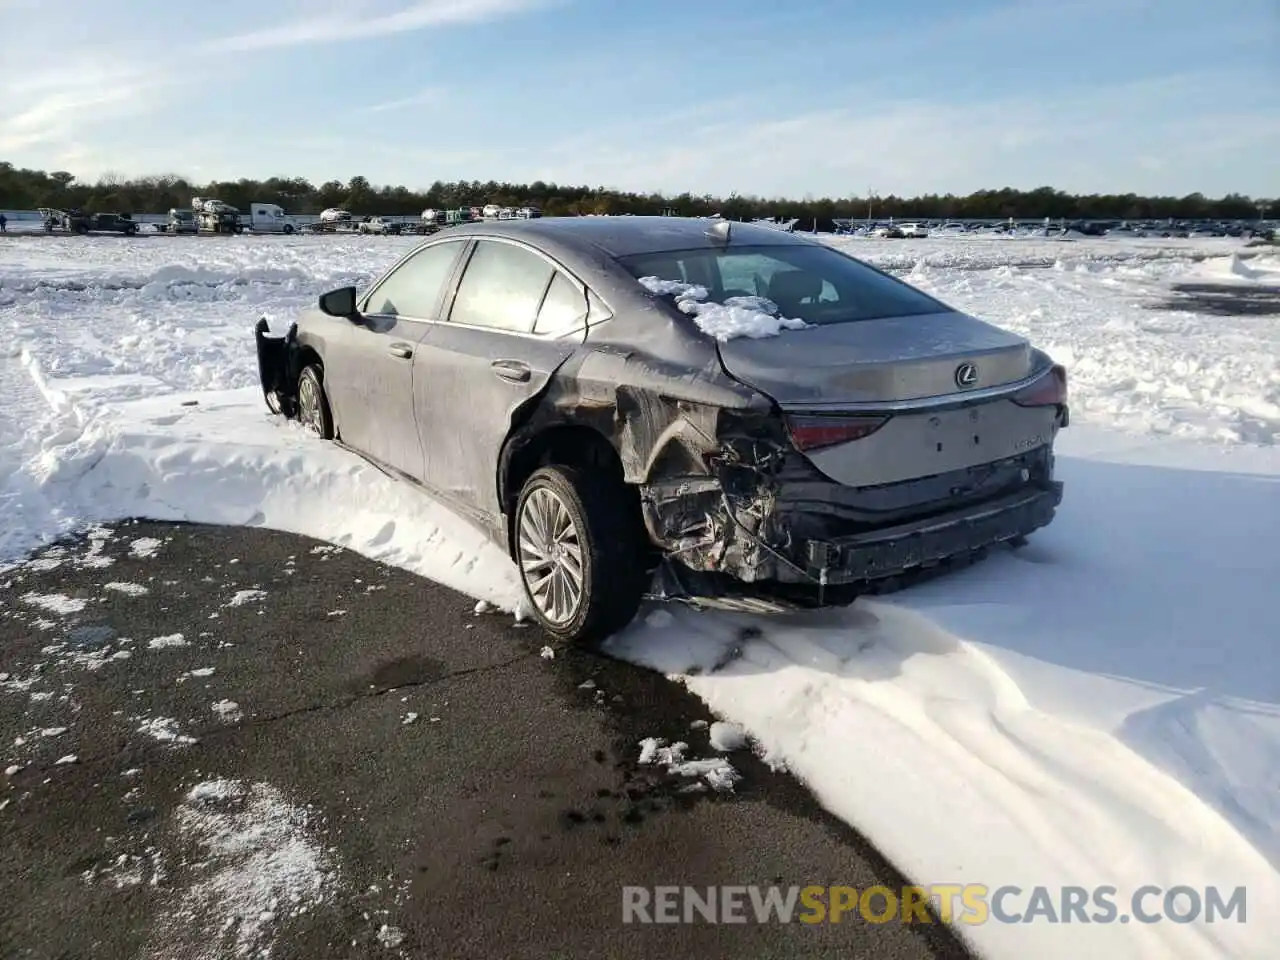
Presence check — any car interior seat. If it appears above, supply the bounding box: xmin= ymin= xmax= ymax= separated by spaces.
xmin=766 ymin=269 xmax=823 ymax=316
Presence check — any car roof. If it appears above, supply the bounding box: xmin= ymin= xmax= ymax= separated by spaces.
xmin=441 ymin=215 xmax=815 ymax=259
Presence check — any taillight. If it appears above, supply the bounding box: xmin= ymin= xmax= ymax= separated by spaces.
xmin=1012 ymin=364 xmax=1068 ymax=407
xmin=785 ymin=415 xmax=888 ymax=452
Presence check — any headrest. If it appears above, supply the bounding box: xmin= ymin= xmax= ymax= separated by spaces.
xmin=767 ymin=269 xmax=822 ymax=303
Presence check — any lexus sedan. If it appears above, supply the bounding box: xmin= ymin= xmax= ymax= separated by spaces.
xmin=255 ymin=217 xmax=1068 ymax=642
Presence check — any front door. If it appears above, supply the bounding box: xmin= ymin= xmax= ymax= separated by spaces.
xmin=324 ymin=315 xmax=431 ymax=477
xmin=329 ymin=238 xmax=469 ymax=478
xmin=411 ymin=239 xmax=588 ymax=523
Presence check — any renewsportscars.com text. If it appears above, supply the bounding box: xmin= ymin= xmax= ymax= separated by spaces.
xmin=621 ymin=884 xmax=1248 ymax=926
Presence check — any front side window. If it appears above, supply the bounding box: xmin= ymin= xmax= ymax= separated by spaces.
xmin=449 ymin=241 xmax=554 ymax=333
xmin=364 ymin=240 xmax=465 ymax=317
xmin=618 ymin=243 xmax=944 ymax=327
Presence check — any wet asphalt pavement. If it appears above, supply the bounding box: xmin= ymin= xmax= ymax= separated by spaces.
xmin=0 ymin=521 xmax=974 ymax=960
xmin=1160 ymin=281 xmax=1280 ymax=316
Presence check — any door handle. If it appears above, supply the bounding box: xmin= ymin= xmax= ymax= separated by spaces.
xmin=388 ymin=343 xmax=413 ymax=359
xmin=491 ymin=359 xmax=531 ymax=383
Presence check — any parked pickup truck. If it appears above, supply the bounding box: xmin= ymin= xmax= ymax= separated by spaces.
xmin=357 ymin=216 xmax=402 ymax=235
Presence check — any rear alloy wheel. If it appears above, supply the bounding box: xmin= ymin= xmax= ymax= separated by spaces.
xmin=297 ymin=365 xmax=334 ymax=439
xmin=514 ymin=465 xmax=647 ymax=643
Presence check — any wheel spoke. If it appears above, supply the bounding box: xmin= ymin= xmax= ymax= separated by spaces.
xmin=518 ymin=531 xmax=547 ymax=562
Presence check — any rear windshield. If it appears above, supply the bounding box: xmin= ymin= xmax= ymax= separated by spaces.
xmin=617 ymin=243 xmax=944 ymax=326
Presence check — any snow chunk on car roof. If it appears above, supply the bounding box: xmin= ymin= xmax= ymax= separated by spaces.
xmin=636 ymin=276 xmax=809 ymax=342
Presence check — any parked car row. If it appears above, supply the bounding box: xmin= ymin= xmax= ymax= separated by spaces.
xmin=832 ymin=216 xmax=1276 ymax=239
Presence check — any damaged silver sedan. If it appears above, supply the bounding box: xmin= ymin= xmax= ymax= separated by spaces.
xmin=255 ymin=217 xmax=1068 ymax=641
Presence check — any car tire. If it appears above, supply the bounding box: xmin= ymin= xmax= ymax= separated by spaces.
xmin=514 ymin=465 xmax=648 ymax=644
xmin=297 ymin=365 xmax=334 ymax=440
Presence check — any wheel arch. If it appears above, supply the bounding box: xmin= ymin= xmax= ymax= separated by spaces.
xmin=499 ymin=421 xmax=626 ymax=559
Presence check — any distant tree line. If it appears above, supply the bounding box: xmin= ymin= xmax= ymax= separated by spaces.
xmin=1 ymin=160 xmax=1271 ymax=228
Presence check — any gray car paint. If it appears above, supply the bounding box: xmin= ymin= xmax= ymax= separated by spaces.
xmin=805 ymin=399 xmax=1060 ymax=487
xmin=713 ymin=311 xmax=1033 ymax=405
xmin=276 ymin=216 xmax=1066 ymax=594
xmin=412 ymin=318 xmax=585 ymax=519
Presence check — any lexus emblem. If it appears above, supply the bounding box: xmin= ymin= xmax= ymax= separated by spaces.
xmin=955 ymin=363 xmax=978 ymax=387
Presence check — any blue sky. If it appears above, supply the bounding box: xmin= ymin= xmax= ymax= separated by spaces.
xmin=1 ymin=0 xmax=1276 ymax=198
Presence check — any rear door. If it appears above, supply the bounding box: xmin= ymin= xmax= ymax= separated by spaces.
xmin=324 ymin=239 xmax=468 ymax=478
xmin=410 ymin=238 xmax=587 ymax=522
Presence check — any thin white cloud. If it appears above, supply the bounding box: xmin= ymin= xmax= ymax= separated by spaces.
xmin=0 ymin=65 xmax=166 ymax=155
xmin=516 ymin=71 xmax=1279 ymax=198
xmin=362 ymin=87 xmax=446 ymax=113
xmin=204 ymin=0 xmax=549 ymax=52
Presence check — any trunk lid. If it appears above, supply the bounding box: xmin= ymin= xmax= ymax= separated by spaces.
xmin=714 ymin=310 xmax=1032 ymax=407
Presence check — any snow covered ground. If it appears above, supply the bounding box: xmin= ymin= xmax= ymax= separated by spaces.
xmin=1 ymin=232 xmax=1277 ymax=958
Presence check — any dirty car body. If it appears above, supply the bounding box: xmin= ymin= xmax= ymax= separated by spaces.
xmin=256 ymin=217 xmax=1068 ymax=636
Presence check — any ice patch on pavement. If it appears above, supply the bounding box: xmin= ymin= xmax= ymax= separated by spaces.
xmin=138 ymin=717 xmax=198 ymax=746
xmin=148 ymin=633 xmax=187 ymax=649
xmin=147 ymin=779 xmax=338 ymax=960
xmin=224 ymin=589 xmax=268 ymax=607
xmin=104 ymin=581 xmax=149 ymax=596
xmin=21 ymin=592 xmax=87 ymax=615
xmin=82 ymin=850 xmax=165 ymax=889
xmin=129 ymin=537 xmax=162 ymax=559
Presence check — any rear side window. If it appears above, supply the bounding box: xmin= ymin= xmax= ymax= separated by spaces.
xmin=449 ymin=241 xmax=554 ymax=333
xmin=618 ymin=243 xmax=944 ymax=326
xmin=365 ymin=240 xmax=465 ymax=317
xmin=534 ymin=272 xmax=588 ymax=336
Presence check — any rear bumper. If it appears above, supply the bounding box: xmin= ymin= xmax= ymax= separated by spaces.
xmin=786 ymin=482 xmax=1062 ymax=586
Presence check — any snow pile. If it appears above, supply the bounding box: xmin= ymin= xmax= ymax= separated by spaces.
xmin=637 ymin=736 xmax=740 ymax=792
xmin=707 ymin=720 xmax=749 ymax=752
xmin=607 ymin=430 xmax=1280 ymax=960
xmin=1186 ymin=253 xmax=1280 ymax=286
xmin=637 ymin=276 xmax=809 ymax=340
xmin=149 ymin=779 xmax=338 ymax=960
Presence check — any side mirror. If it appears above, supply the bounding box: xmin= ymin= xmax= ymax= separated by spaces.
xmin=318 ymin=286 xmax=359 ymax=319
